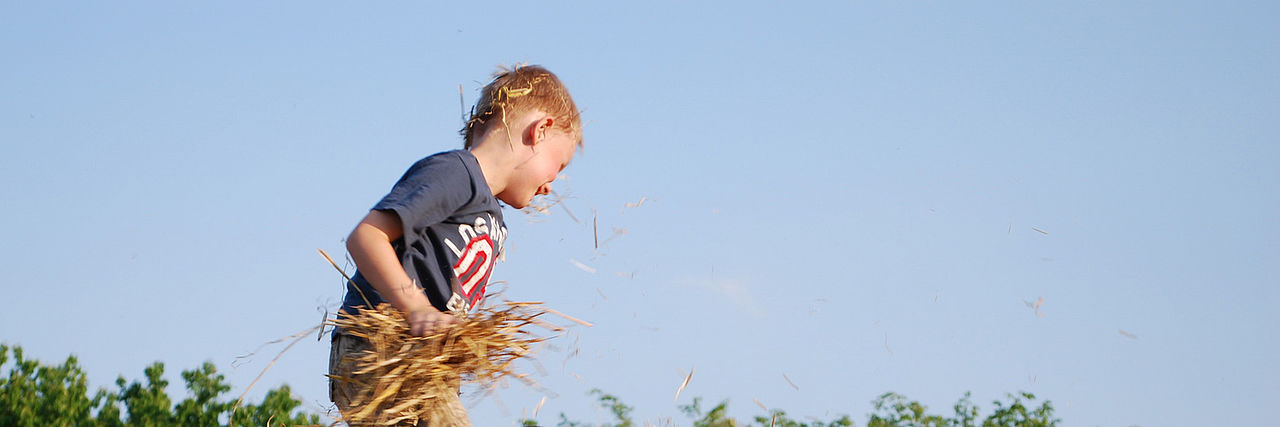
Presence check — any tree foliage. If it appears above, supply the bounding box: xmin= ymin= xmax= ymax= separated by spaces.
xmin=529 ymin=389 xmax=1058 ymax=427
xmin=866 ymin=391 xmax=1059 ymax=427
xmin=0 ymin=344 xmax=321 ymax=426
xmin=3 ymin=343 xmax=1062 ymax=427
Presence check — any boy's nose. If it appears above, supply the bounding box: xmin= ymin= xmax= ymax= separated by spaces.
xmin=536 ymin=183 xmax=551 ymax=196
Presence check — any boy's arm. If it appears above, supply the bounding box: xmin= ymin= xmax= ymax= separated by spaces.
xmin=346 ymin=209 xmax=457 ymax=336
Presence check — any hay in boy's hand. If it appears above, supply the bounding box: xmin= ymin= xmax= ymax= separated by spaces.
xmin=327 ymin=301 xmax=575 ymax=426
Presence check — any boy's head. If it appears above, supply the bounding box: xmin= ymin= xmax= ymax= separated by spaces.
xmin=462 ymin=65 xmax=582 ymax=150
xmin=462 ymin=65 xmax=582 ymax=210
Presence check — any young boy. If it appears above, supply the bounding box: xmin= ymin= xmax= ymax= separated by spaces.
xmin=329 ymin=65 xmax=581 ymax=426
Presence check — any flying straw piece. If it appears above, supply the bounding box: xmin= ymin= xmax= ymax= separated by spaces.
xmin=541 ymin=306 xmax=594 ymax=327
xmin=569 ymin=259 xmax=597 ymax=274
xmin=234 ymin=322 xmax=317 ymax=368
xmin=458 ymin=84 xmax=465 ymax=125
xmin=783 ymin=374 xmax=799 ymax=391
xmin=533 ymin=396 xmax=547 ymax=418
xmin=559 ymin=200 xmax=580 ymax=224
xmin=593 ymin=211 xmax=599 ymax=249
xmin=1118 ymin=329 xmax=1139 ymax=339
xmin=624 ymin=196 xmax=647 ymax=209
xmin=1032 ymin=226 xmax=1049 ymax=235
xmin=317 ymin=309 xmax=328 ymax=341
xmin=229 ymin=324 xmax=319 ymax=426
xmin=319 ymin=248 xmax=370 ymax=307
xmin=1024 ymin=297 xmax=1045 ymax=318
xmin=561 ymin=334 xmax=581 ymax=369
xmin=601 ymin=227 xmax=629 ymax=246
xmin=548 ymin=190 xmax=579 ymax=223
xmin=754 ymin=398 xmax=768 ymax=411
xmin=674 ymin=367 xmax=695 ymax=402
xmin=318 ymin=249 xmax=351 ymax=280
xmin=506 ymin=302 xmax=595 ymax=327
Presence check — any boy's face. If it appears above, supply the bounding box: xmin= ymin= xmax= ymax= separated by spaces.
xmin=498 ymin=129 xmax=577 ymax=209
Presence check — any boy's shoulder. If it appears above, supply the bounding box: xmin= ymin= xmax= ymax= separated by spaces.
xmin=409 ymin=149 xmax=470 ymax=170
xmin=381 ymin=149 xmax=493 ymax=215
xmin=399 ymin=149 xmax=481 ymax=184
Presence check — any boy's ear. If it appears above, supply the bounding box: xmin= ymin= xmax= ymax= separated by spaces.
xmin=527 ymin=117 xmax=555 ymax=145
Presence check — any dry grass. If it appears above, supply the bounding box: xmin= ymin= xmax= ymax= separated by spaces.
xmin=326 ymin=301 xmax=581 ymax=426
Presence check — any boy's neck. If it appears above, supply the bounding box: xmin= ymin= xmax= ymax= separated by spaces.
xmin=468 ymin=130 xmax=524 ymax=197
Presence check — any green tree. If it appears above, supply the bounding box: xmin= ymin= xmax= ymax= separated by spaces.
xmin=93 ymin=388 xmax=126 ymax=427
xmin=980 ymin=392 xmax=1058 ymax=427
xmin=679 ymin=397 xmax=735 ymax=427
xmin=0 ymin=344 xmax=95 ymax=425
xmin=676 ymin=395 xmax=851 ymax=427
xmin=867 ymin=391 xmax=1059 ymax=427
xmin=230 ymin=384 xmax=321 ymax=427
xmin=117 ymin=362 xmax=175 ymax=426
xmin=0 ymin=344 xmax=321 ymax=426
xmin=175 ymin=362 xmax=232 ymax=426
xmin=581 ymin=388 xmax=634 ymax=427
xmin=543 ymin=389 xmax=1054 ymax=427
xmin=868 ymin=392 xmax=950 ymax=427
xmin=751 ymin=409 xmax=854 ymax=427
xmin=546 ymin=389 xmax=642 ymax=427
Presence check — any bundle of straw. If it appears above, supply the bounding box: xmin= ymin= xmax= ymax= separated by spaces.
xmin=326 ymin=301 xmax=577 ymax=426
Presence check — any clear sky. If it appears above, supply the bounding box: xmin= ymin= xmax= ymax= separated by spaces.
xmin=2 ymin=2 xmax=1276 ymax=426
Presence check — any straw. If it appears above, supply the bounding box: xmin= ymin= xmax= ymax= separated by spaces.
xmin=327 ymin=301 xmax=574 ymax=426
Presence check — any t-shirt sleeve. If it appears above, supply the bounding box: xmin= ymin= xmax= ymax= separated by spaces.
xmin=372 ymin=154 xmax=475 ymax=236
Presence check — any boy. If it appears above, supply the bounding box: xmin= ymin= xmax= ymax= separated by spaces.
xmin=329 ymin=65 xmax=581 ymax=426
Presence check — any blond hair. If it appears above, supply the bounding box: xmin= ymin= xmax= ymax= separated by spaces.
xmin=462 ymin=64 xmax=582 ymax=149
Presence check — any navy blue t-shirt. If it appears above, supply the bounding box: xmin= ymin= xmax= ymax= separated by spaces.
xmin=341 ymin=150 xmax=507 ymax=315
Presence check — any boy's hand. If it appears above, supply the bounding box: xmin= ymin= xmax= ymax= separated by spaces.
xmin=406 ymin=306 xmax=458 ymax=337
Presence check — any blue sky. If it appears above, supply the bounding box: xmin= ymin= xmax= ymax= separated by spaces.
xmin=2 ymin=2 xmax=1277 ymax=426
